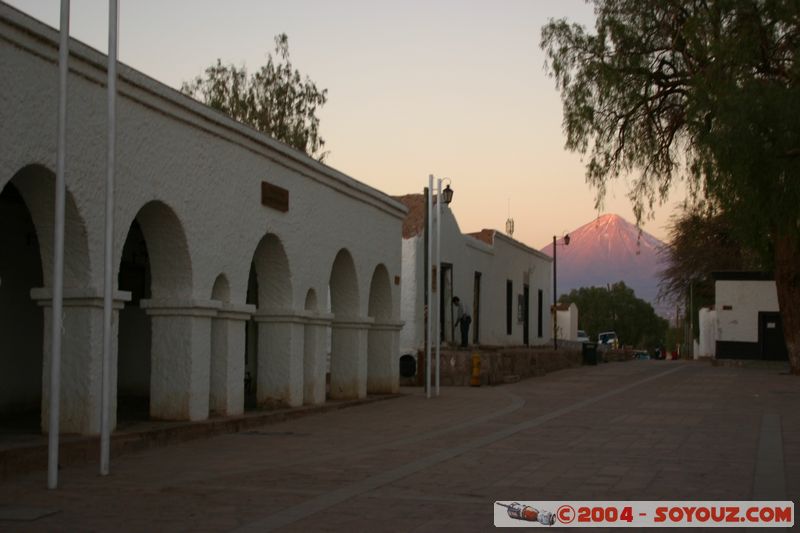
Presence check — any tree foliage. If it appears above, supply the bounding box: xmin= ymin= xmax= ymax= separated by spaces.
xmin=541 ymin=0 xmax=799 ymax=225
xmin=542 ymin=0 xmax=800 ymax=372
xmin=182 ymin=34 xmax=328 ymax=160
xmin=560 ymin=282 xmax=669 ymax=349
xmin=658 ymin=202 xmax=762 ymax=304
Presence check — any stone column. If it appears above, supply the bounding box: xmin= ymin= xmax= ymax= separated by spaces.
xmin=368 ymin=320 xmax=404 ymax=394
xmin=330 ymin=316 xmax=374 ymax=400
xmin=31 ymin=287 xmax=131 ymax=435
xmin=302 ymin=311 xmax=333 ymax=405
xmin=141 ymin=299 xmax=220 ymax=421
xmin=253 ymin=309 xmax=305 ymax=408
xmin=210 ymin=302 xmax=255 ymax=416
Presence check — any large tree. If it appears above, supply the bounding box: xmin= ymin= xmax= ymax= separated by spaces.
xmin=182 ymin=34 xmax=328 ymax=160
xmin=542 ymin=0 xmax=800 ymax=373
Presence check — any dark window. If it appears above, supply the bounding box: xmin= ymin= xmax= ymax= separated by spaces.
xmin=473 ymin=272 xmax=481 ymax=344
xmin=537 ymin=289 xmax=543 ymax=338
xmin=506 ymin=280 xmax=513 ymax=335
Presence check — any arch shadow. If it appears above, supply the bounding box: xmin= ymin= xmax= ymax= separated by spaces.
xmin=117 ymin=200 xmax=193 ymax=421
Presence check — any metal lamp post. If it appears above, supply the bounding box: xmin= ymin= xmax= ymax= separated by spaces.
xmin=434 ymin=178 xmax=452 ymax=397
xmin=424 ymin=177 xmax=453 ymax=398
xmin=552 ymin=233 xmax=570 ymax=350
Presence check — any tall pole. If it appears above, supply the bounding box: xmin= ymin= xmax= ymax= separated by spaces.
xmin=100 ymin=0 xmax=119 ymax=476
xmin=422 ymin=186 xmax=428 ymax=390
xmin=425 ymin=175 xmax=433 ymax=399
xmin=435 ymin=178 xmax=442 ymax=396
xmin=48 ymin=0 xmax=70 ymax=490
xmin=553 ymin=235 xmax=558 ymax=350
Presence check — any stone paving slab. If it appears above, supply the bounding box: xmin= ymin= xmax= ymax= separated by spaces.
xmin=0 ymin=360 xmax=797 ymax=532
xmin=0 ymin=394 xmax=402 ymax=481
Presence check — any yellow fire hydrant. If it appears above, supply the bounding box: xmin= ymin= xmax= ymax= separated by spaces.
xmin=470 ymin=352 xmax=481 ymax=387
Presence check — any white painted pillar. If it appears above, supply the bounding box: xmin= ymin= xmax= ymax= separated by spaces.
xmin=31 ymin=287 xmax=130 ymax=435
xmin=253 ymin=310 xmax=305 ymax=407
xmin=141 ymin=299 xmax=220 ymax=421
xmin=210 ymin=303 xmax=255 ymax=416
xmin=367 ymin=320 xmax=404 ymax=394
xmin=330 ymin=316 xmax=374 ymax=400
xmin=302 ymin=311 xmax=333 ymax=405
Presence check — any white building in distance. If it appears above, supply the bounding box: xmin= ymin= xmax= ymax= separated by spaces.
xmin=697 ymin=272 xmax=787 ymax=361
xmin=554 ymin=302 xmax=579 ymax=342
xmin=396 ymin=193 xmax=553 ymax=356
xmin=0 ymin=3 xmax=405 ymax=435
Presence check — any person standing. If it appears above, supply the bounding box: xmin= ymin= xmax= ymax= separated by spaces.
xmin=452 ymin=296 xmax=471 ymax=348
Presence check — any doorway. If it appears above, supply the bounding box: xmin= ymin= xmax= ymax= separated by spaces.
xmin=117 ymin=219 xmax=151 ymax=421
xmin=439 ymin=263 xmax=453 ymax=344
xmin=759 ymin=312 xmax=788 ymax=361
xmin=0 ymin=183 xmax=43 ymax=432
xmin=244 ymin=263 xmax=258 ymax=409
xmin=473 ymin=272 xmax=481 ymax=344
xmin=537 ymin=289 xmax=543 ymax=338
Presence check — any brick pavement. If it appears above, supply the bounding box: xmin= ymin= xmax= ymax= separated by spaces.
xmin=0 ymin=360 xmax=797 ymax=531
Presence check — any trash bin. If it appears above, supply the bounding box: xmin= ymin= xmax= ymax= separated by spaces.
xmin=582 ymin=342 xmax=599 ymax=366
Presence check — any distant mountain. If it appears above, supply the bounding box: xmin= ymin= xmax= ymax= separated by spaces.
xmin=540 ymin=214 xmax=671 ymax=316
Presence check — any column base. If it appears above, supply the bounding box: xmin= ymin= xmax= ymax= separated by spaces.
xmin=31 ymin=287 xmax=130 ymax=435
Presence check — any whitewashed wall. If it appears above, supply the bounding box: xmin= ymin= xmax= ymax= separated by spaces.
xmin=697 ymin=307 xmax=717 ymax=357
xmin=399 ymin=237 xmax=422 ymax=356
xmin=399 ymin=204 xmax=552 ymax=354
xmin=0 ymin=5 xmax=405 ymax=432
xmin=715 ymin=280 xmax=778 ymax=343
xmin=556 ymin=303 xmax=578 ymax=341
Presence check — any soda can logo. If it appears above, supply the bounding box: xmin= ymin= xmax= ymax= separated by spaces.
xmin=495 ymin=502 xmax=556 ymax=526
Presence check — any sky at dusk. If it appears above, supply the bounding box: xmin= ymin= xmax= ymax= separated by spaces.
xmin=7 ymin=0 xmax=688 ymax=248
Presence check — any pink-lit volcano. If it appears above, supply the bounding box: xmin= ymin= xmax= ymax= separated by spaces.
xmin=541 ymin=214 xmax=668 ymax=314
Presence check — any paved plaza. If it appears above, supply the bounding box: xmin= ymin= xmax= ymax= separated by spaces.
xmin=0 ymin=360 xmax=798 ymax=531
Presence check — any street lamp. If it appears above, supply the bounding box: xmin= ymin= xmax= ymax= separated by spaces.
xmin=552 ymin=233 xmax=570 ymax=350
xmin=441 ymin=183 xmax=454 ymax=205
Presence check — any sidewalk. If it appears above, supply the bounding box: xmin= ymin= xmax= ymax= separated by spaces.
xmin=1 ymin=360 xmax=797 ymax=531
xmin=0 ymin=394 xmax=402 ymax=481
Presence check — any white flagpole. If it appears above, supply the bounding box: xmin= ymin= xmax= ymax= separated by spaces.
xmin=426 ymin=175 xmax=433 ymax=399
xmin=48 ymin=0 xmax=70 ymax=490
xmin=435 ymin=178 xmax=441 ymax=396
xmin=100 ymin=0 xmax=119 ymax=476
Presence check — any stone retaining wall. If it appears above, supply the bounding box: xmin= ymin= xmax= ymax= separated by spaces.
xmin=407 ymin=347 xmax=583 ymax=386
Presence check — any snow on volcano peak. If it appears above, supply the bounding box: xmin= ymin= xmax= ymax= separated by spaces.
xmin=540 ymin=214 xmax=668 ymax=315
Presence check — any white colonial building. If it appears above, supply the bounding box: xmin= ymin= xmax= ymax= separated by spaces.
xmin=396 ymin=194 xmax=553 ymax=356
xmin=0 ymin=4 xmax=405 ymax=435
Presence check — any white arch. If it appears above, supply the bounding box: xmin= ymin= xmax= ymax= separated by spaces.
xmin=119 ymin=200 xmax=193 ymax=299
xmin=368 ymin=264 xmax=392 ymax=321
xmin=304 ymin=288 xmax=318 ymax=311
xmin=211 ymin=273 xmax=231 ymax=302
xmin=8 ymin=164 xmax=91 ymax=287
xmin=251 ymin=233 xmax=292 ymax=309
xmin=329 ymin=248 xmax=359 ymax=317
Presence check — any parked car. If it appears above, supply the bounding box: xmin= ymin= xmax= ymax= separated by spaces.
xmin=598 ymin=331 xmax=619 ymax=349
xmin=576 ymin=330 xmax=590 ymax=343
xmin=632 ymin=350 xmax=650 ymax=360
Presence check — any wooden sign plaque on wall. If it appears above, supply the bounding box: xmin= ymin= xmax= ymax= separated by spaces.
xmin=261 ymin=181 xmax=289 ymax=212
